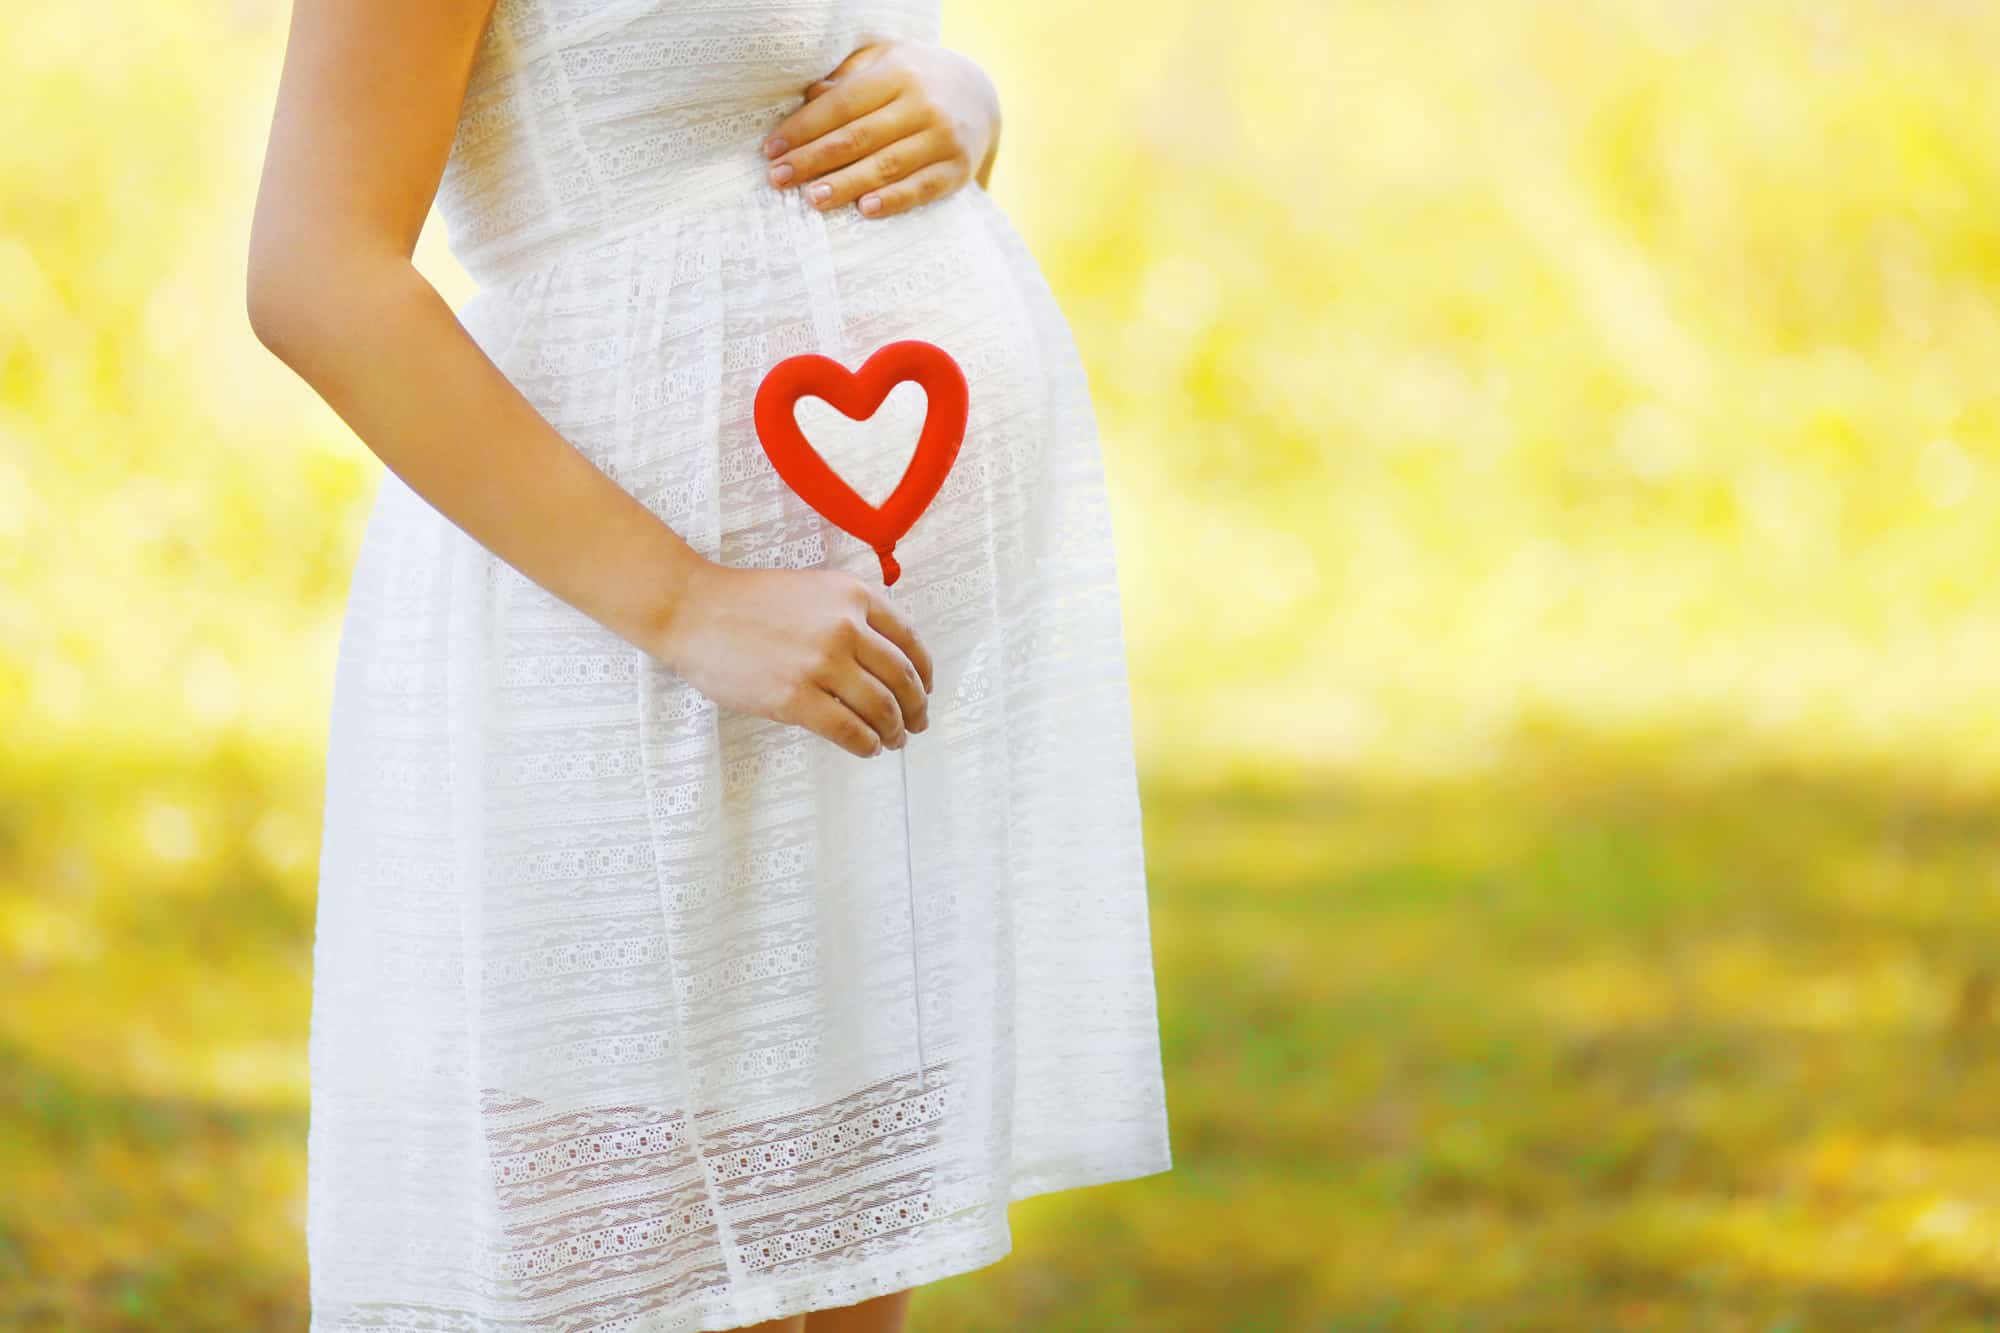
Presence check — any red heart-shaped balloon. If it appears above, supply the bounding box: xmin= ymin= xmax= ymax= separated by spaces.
xmin=752 ymin=339 xmax=969 ymax=587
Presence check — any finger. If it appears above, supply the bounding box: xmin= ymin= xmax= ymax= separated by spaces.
xmin=822 ymin=657 xmax=907 ymax=749
xmin=854 ymin=622 xmax=930 ymax=733
xmin=803 ymin=125 xmax=951 ymax=211
xmin=804 ymin=78 xmax=835 ymax=100
xmin=855 ymin=155 xmax=965 ymax=220
xmin=762 ymin=60 xmax=899 ymax=160
xmin=770 ymin=97 xmax=924 ymax=191
xmin=799 ymin=686 xmax=888 ymax=758
xmin=865 ymin=589 xmax=934 ymax=696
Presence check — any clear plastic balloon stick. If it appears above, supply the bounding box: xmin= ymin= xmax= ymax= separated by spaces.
xmin=898 ymin=740 xmax=926 ymax=1084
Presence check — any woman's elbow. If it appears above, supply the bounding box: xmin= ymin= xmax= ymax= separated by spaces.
xmin=245 ymin=236 xmax=312 ymax=365
xmin=244 ymin=219 xmax=396 ymax=366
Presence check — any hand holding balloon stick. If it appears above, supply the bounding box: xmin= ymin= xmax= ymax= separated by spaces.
xmin=752 ymin=338 xmax=970 ymax=1085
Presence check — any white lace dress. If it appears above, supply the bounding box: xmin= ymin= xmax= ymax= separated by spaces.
xmin=306 ymin=1 xmax=1173 ymax=1329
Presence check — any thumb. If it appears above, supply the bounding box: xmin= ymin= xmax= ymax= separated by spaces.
xmin=815 ymin=39 xmax=888 ymax=87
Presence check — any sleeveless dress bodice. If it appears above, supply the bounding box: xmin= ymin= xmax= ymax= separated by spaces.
xmin=437 ymin=0 xmax=939 ymax=287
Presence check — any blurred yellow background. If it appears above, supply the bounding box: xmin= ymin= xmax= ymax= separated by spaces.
xmin=6 ymin=0 xmax=2000 ymax=1327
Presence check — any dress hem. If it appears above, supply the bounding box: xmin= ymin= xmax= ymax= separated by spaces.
xmin=312 ymin=1145 xmax=1174 ymax=1333
xmin=668 ymin=1143 xmax=1176 ymax=1332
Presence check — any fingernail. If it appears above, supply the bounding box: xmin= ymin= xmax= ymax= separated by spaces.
xmin=808 ymin=182 xmax=832 ymax=204
xmin=859 ymin=193 xmax=882 ymax=216
xmin=763 ymin=137 xmax=787 ymax=158
xmin=768 ymin=162 xmax=794 ymax=186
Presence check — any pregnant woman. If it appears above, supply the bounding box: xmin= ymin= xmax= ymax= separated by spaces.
xmin=247 ymin=2 xmax=1172 ymax=1330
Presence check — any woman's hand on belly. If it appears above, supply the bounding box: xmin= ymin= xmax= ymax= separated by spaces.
xmin=652 ymin=562 xmax=934 ymax=759
xmin=760 ymin=38 xmax=1001 ymax=220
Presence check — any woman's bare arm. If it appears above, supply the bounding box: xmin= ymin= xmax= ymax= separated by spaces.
xmin=247 ymin=0 xmax=931 ymax=757
xmin=247 ymin=0 xmax=708 ymax=658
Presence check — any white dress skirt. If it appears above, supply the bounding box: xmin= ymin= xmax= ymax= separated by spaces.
xmin=305 ymin=1 xmax=1173 ymax=1329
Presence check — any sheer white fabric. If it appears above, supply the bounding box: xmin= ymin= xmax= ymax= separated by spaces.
xmin=306 ymin=1 xmax=1172 ymax=1329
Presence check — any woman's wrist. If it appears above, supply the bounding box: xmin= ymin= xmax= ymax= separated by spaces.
xmin=631 ymin=540 xmax=721 ymax=672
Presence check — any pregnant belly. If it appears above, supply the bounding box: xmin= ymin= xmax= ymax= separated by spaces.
xmin=805 ymin=188 xmax=1055 ymax=517
xmin=461 ymin=179 xmax=1061 ymax=595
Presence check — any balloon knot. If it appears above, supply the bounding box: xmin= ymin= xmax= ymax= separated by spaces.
xmin=872 ymin=543 xmax=901 ymax=586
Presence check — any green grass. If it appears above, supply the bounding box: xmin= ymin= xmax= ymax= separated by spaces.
xmin=941 ymin=729 xmax=2000 ymax=1330
xmin=7 ymin=727 xmax=2000 ymax=1329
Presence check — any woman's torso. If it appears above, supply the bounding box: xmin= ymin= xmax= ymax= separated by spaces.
xmin=421 ymin=0 xmax=1094 ymax=651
